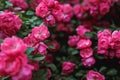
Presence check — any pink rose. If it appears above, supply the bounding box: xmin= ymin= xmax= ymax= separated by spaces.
xmin=43 ymin=0 xmax=55 ymax=8
xmin=44 ymin=14 xmax=56 ymax=26
xmin=35 ymin=42 xmax=48 ymax=55
xmin=9 ymin=0 xmax=28 ymax=10
xmin=12 ymin=64 xmax=34 ymax=80
xmin=98 ymin=36 xmax=110 ymax=50
xmin=68 ymin=35 xmax=80 ymax=47
xmin=73 ymin=4 xmax=81 ymax=17
xmin=0 ymin=12 xmax=22 ymax=36
xmin=0 ymin=53 xmax=28 ymax=76
xmin=62 ymin=61 xmax=75 ymax=75
xmin=89 ymin=0 xmax=99 ymax=5
xmin=76 ymin=25 xmax=90 ymax=38
xmin=82 ymin=57 xmax=96 ymax=67
xmin=23 ymin=34 xmax=38 ymax=47
xmin=77 ymin=39 xmax=92 ymax=49
xmin=31 ymin=25 xmax=50 ymax=41
xmin=62 ymin=4 xmax=73 ymax=22
xmin=52 ymin=3 xmax=64 ymax=22
xmin=111 ymin=30 xmax=120 ymax=49
xmin=86 ymin=70 xmax=105 ymax=80
xmin=80 ymin=47 xmax=93 ymax=58
xmin=99 ymin=3 xmax=110 ymax=15
xmin=1 ymin=36 xmax=27 ymax=56
xmin=97 ymin=29 xmax=111 ymax=38
xmin=36 ymin=2 xmax=49 ymax=18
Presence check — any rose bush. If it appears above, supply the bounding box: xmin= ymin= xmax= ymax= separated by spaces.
xmin=0 ymin=0 xmax=120 ymax=80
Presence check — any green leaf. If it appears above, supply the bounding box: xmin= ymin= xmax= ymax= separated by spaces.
xmin=85 ymin=32 xmax=96 ymax=38
xmin=0 ymin=40 xmax=3 ymax=44
xmin=32 ymin=54 xmax=45 ymax=61
xmin=26 ymin=47 xmax=35 ymax=55
xmin=26 ymin=11 xmax=34 ymax=15
xmin=68 ymin=48 xmax=79 ymax=55
xmin=99 ymin=66 xmax=107 ymax=73
xmin=5 ymin=1 xmax=13 ymax=7
xmin=95 ymin=55 xmax=104 ymax=60
xmin=48 ymin=44 xmax=55 ymax=49
xmin=93 ymin=26 xmax=105 ymax=31
xmin=106 ymin=69 xmax=117 ymax=76
xmin=47 ymin=64 xmax=57 ymax=72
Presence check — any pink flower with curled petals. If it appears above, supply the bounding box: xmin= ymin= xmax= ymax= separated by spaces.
xmin=0 ymin=12 xmax=22 ymax=36
xmin=9 ymin=0 xmax=28 ymax=10
xmin=31 ymin=25 xmax=50 ymax=41
xmin=62 ymin=61 xmax=75 ymax=75
xmin=80 ymin=47 xmax=93 ymax=58
xmin=36 ymin=2 xmax=49 ymax=18
xmin=76 ymin=25 xmax=90 ymax=38
xmin=12 ymin=64 xmax=34 ymax=80
xmin=68 ymin=35 xmax=80 ymax=47
xmin=86 ymin=70 xmax=105 ymax=80
xmin=1 ymin=36 xmax=27 ymax=56
xmin=82 ymin=57 xmax=96 ymax=67
xmin=77 ymin=39 xmax=92 ymax=49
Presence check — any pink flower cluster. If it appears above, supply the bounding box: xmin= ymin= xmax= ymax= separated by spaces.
xmin=24 ymin=25 xmax=52 ymax=77
xmin=35 ymin=0 xmax=73 ymax=25
xmin=86 ymin=70 xmax=105 ymax=80
xmin=56 ymin=23 xmax=74 ymax=34
xmin=68 ymin=25 xmax=96 ymax=67
xmin=0 ymin=36 xmax=33 ymax=80
xmin=0 ymin=12 xmax=22 ymax=37
xmin=98 ymin=29 xmax=120 ymax=59
xmin=62 ymin=61 xmax=76 ymax=76
xmin=9 ymin=0 xmax=28 ymax=10
xmin=24 ymin=25 xmax=50 ymax=47
xmin=73 ymin=0 xmax=114 ymax=19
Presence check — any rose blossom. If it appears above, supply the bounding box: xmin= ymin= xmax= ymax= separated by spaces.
xmin=86 ymin=70 xmax=105 ymax=80
xmin=62 ymin=61 xmax=75 ymax=75
xmin=68 ymin=35 xmax=80 ymax=47
xmin=77 ymin=39 xmax=92 ymax=49
xmin=52 ymin=2 xmax=64 ymax=22
xmin=98 ymin=36 xmax=110 ymax=50
xmin=80 ymin=47 xmax=93 ymax=58
xmin=99 ymin=3 xmax=110 ymax=15
xmin=76 ymin=25 xmax=90 ymax=38
xmin=12 ymin=64 xmax=34 ymax=80
xmin=23 ymin=34 xmax=38 ymax=47
xmin=73 ymin=4 xmax=82 ymax=19
xmin=35 ymin=42 xmax=48 ymax=55
xmin=43 ymin=0 xmax=55 ymax=8
xmin=31 ymin=25 xmax=50 ymax=41
xmin=0 ymin=53 xmax=28 ymax=76
xmin=9 ymin=0 xmax=28 ymax=10
xmin=0 ymin=12 xmax=22 ymax=36
xmin=44 ymin=14 xmax=56 ymax=26
xmin=111 ymin=30 xmax=120 ymax=49
xmin=62 ymin=4 xmax=73 ymax=22
xmin=82 ymin=57 xmax=96 ymax=67
xmin=1 ymin=36 xmax=27 ymax=56
xmin=35 ymin=2 xmax=49 ymax=18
